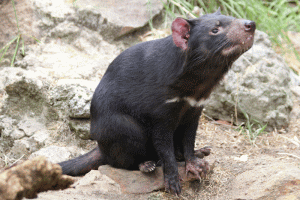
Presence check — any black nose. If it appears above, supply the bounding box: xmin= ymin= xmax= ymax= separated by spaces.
xmin=244 ymin=20 xmax=256 ymax=32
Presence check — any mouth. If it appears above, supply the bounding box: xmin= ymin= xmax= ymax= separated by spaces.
xmin=221 ymin=34 xmax=254 ymax=56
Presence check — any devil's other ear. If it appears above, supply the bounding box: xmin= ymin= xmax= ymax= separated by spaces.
xmin=215 ymin=7 xmax=221 ymax=15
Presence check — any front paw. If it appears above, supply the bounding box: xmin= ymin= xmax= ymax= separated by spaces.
xmin=164 ymin=174 xmax=181 ymax=195
xmin=186 ymin=157 xmax=210 ymax=179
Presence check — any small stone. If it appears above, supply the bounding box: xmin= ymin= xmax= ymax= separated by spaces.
xmin=291 ymin=86 xmax=300 ymax=97
xmin=31 ymin=130 xmax=49 ymax=145
xmin=10 ymin=129 xmax=25 ymax=140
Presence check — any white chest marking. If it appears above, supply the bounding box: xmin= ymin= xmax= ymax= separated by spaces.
xmin=183 ymin=97 xmax=207 ymax=107
xmin=165 ymin=97 xmax=181 ymax=103
xmin=165 ymin=97 xmax=207 ymax=107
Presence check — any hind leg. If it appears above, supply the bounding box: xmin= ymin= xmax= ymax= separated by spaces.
xmin=91 ymin=114 xmax=150 ymax=170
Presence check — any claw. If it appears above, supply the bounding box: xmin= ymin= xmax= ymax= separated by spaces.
xmin=164 ymin=174 xmax=181 ymax=195
xmin=139 ymin=161 xmax=156 ymax=173
xmin=186 ymin=157 xmax=209 ymax=180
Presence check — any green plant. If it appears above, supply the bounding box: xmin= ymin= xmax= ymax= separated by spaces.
xmin=147 ymin=0 xmax=155 ymax=30
xmin=237 ymin=106 xmax=268 ymax=145
xmin=0 ymin=0 xmax=39 ymax=67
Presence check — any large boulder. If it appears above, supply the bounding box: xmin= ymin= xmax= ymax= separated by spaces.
xmin=75 ymin=0 xmax=166 ymax=39
xmin=204 ymin=30 xmax=294 ymax=130
xmin=33 ymin=0 xmax=166 ymax=39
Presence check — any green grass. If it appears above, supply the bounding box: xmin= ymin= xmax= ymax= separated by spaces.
xmin=164 ymin=0 xmax=300 ymax=42
xmin=163 ymin=0 xmax=300 ymax=71
xmin=237 ymin=106 xmax=268 ymax=145
xmin=0 ymin=0 xmax=39 ymax=67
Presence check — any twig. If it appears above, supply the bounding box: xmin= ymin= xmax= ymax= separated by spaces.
xmin=202 ymin=113 xmax=214 ymax=121
xmin=277 ymin=153 xmax=300 ymax=160
xmin=210 ymin=121 xmax=233 ymax=128
xmin=278 ymin=134 xmax=300 ymax=147
xmin=10 ymin=154 xmax=25 ymax=167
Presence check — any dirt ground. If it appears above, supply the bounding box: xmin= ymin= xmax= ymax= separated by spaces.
xmin=162 ymin=107 xmax=300 ymax=200
xmin=30 ymin=102 xmax=300 ymax=200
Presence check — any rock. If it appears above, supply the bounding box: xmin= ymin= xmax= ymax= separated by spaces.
xmin=74 ymin=170 xmax=102 ymax=186
xmin=29 ymin=145 xmax=85 ymax=163
xmin=31 ymin=130 xmax=50 ymax=146
xmin=49 ymin=79 xmax=98 ymax=119
xmin=290 ymin=70 xmax=300 ymax=86
xmin=33 ymin=0 xmax=75 ymax=27
xmin=26 ymin=42 xmax=103 ymax=80
xmin=73 ymin=28 xmax=123 ymax=63
xmin=230 ymin=161 xmax=300 ymax=199
xmin=0 ymin=116 xmax=17 ymax=137
xmin=10 ymin=137 xmax=39 ymax=159
xmin=0 ymin=117 xmax=51 ymax=160
xmin=68 ymin=88 xmax=93 ymax=119
xmin=0 ymin=87 xmax=8 ymax=113
xmin=19 ymin=41 xmax=115 ymax=81
xmin=10 ymin=129 xmax=25 ymax=140
xmin=75 ymin=5 xmax=104 ymax=31
xmin=204 ymin=30 xmax=294 ymax=130
xmin=0 ymin=116 xmax=15 ymax=155
xmin=74 ymin=170 xmax=121 ymax=194
xmin=99 ymin=161 xmax=214 ymax=194
xmin=0 ymin=67 xmax=50 ymax=118
xmin=291 ymin=86 xmax=300 ymax=97
xmin=49 ymin=21 xmax=81 ymax=42
xmin=69 ymin=119 xmax=90 ymax=139
xmin=75 ymin=0 xmax=166 ymax=38
xmin=17 ymin=118 xmax=45 ymax=137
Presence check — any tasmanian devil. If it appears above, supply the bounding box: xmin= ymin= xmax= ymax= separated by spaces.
xmin=59 ymin=9 xmax=256 ymax=195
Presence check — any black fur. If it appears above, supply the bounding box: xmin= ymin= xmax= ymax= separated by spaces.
xmin=59 ymin=11 xmax=255 ymax=195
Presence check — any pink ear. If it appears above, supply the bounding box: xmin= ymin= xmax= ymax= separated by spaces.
xmin=171 ymin=18 xmax=190 ymax=50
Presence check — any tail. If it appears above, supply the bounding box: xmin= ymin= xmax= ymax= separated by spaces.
xmin=58 ymin=147 xmax=106 ymax=176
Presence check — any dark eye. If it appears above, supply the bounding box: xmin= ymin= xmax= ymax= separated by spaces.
xmin=211 ymin=28 xmax=219 ymax=34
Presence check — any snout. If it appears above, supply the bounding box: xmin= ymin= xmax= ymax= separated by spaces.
xmin=244 ymin=20 xmax=256 ymax=33
xmin=222 ymin=19 xmax=256 ymax=56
